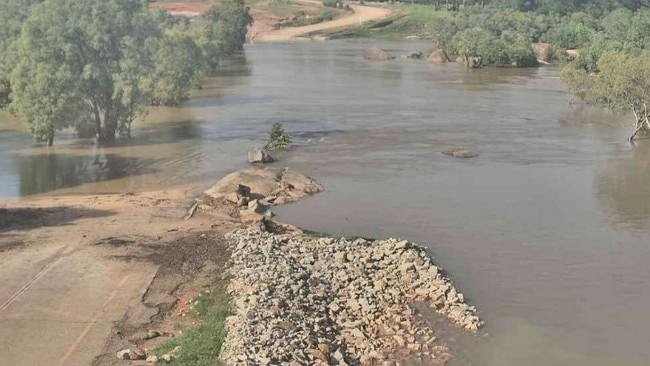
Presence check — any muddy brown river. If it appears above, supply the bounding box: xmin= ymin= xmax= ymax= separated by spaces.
xmin=1 ymin=40 xmax=649 ymax=365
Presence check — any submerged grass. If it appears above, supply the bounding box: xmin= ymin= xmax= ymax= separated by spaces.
xmin=153 ymin=285 xmax=230 ymax=366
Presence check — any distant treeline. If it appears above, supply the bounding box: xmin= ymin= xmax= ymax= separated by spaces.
xmin=390 ymin=0 xmax=650 ymax=16
xmin=384 ymin=0 xmax=650 ymax=140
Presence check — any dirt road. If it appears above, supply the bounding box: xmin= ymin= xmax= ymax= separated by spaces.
xmin=0 ymin=190 xmax=235 ymax=366
xmin=253 ymin=1 xmax=395 ymax=42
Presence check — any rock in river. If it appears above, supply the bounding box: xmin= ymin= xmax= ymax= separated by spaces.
xmin=364 ymin=47 xmax=394 ymax=61
xmin=427 ymin=49 xmax=450 ymax=63
xmin=441 ymin=147 xmax=478 ymax=158
xmin=248 ymin=148 xmax=274 ymax=164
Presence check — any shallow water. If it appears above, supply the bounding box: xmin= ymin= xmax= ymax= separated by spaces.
xmin=1 ymin=40 xmax=649 ymax=365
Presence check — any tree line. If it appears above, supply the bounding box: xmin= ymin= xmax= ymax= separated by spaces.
xmin=0 ymin=0 xmax=252 ymax=145
xmin=397 ymin=0 xmax=650 ymax=140
xmin=408 ymin=1 xmax=650 ymax=67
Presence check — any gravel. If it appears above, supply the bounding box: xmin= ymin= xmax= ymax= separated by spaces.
xmin=220 ymin=228 xmax=483 ymax=365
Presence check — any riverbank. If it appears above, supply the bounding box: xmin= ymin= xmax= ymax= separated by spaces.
xmin=0 ymin=187 xmax=239 ymax=366
xmin=252 ymin=1 xmax=397 ymax=42
xmin=0 ymin=167 xmax=481 ymax=365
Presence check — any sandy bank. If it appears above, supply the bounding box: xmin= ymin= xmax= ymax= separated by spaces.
xmin=253 ymin=1 xmax=395 ymax=42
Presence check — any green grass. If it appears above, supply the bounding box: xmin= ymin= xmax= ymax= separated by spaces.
xmin=326 ymin=4 xmax=455 ymax=40
xmin=153 ymin=288 xmax=230 ymax=366
xmin=400 ymin=4 xmax=455 ymax=22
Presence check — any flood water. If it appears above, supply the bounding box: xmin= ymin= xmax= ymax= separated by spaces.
xmin=1 ymin=40 xmax=650 ymax=365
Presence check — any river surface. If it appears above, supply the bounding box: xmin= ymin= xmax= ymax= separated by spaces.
xmin=1 ymin=40 xmax=649 ymax=365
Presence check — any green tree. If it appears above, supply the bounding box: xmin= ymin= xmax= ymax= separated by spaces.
xmin=191 ymin=0 xmax=253 ymax=74
xmin=266 ymin=123 xmax=292 ymax=151
xmin=544 ymin=13 xmax=597 ymax=49
xmin=430 ymin=18 xmax=461 ymax=55
xmin=590 ymin=51 xmax=650 ymax=141
xmin=9 ymin=59 xmax=85 ymax=145
xmin=0 ymin=0 xmax=44 ymax=108
xmin=8 ymin=0 xmax=208 ymax=144
xmin=560 ymin=65 xmax=592 ymax=104
xmin=451 ymin=27 xmax=497 ymax=66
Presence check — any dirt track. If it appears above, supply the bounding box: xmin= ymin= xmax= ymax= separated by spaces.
xmin=0 ymin=190 xmax=236 ymax=366
xmin=253 ymin=0 xmax=395 ymax=42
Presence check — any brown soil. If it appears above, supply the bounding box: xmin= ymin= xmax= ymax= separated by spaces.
xmin=0 ymin=187 xmax=240 ymax=366
xmin=253 ymin=1 xmax=395 ymax=42
xmin=148 ymin=0 xmax=394 ymax=42
xmin=92 ymin=230 xmax=235 ymax=366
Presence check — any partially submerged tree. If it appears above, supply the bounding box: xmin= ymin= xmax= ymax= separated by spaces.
xmin=191 ymin=0 xmax=253 ymax=74
xmin=560 ymin=65 xmax=592 ymax=104
xmin=10 ymin=0 xmax=182 ymax=143
xmin=430 ymin=18 xmax=460 ymax=57
xmin=592 ymin=51 xmax=650 ymax=141
xmin=7 ymin=0 xmax=251 ymax=145
xmin=451 ymin=27 xmax=496 ymax=67
xmin=8 ymin=59 xmax=85 ymax=145
xmin=564 ymin=50 xmax=650 ymax=141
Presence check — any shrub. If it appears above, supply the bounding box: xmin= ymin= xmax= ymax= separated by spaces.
xmin=265 ymin=123 xmax=292 ymax=151
xmin=322 ymin=9 xmax=334 ymax=21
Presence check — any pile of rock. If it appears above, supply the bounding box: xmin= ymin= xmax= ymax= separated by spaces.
xmin=201 ymin=168 xmax=325 ymax=224
xmin=441 ymin=147 xmax=478 ymax=159
xmin=220 ymin=229 xmax=483 ymax=366
xmin=248 ymin=148 xmax=274 ymax=164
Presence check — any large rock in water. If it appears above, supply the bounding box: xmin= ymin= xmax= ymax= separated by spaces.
xmin=248 ymin=148 xmax=274 ymax=164
xmin=565 ymin=49 xmax=579 ymax=60
xmin=364 ymin=47 xmax=394 ymax=61
xmin=456 ymin=56 xmax=482 ymax=68
xmin=532 ymin=43 xmax=552 ymax=63
xmin=406 ymin=51 xmax=423 ymax=59
xmin=441 ymin=147 xmax=478 ymax=158
xmin=427 ymin=49 xmax=449 ymax=63
xmin=467 ymin=57 xmax=482 ymax=68
xmin=204 ymin=168 xmax=324 ymax=205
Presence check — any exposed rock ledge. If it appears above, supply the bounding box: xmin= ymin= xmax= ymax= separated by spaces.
xmin=200 ymin=167 xmax=324 ymax=223
xmin=220 ymin=229 xmax=483 ymax=366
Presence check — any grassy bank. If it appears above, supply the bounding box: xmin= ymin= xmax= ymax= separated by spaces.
xmin=328 ymin=4 xmax=444 ymax=40
xmin=153 ymin=286 xmax=231 ymax=366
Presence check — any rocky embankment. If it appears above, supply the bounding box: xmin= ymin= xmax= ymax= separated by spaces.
xmin=220 ymin=229 xmax=483 ymax=366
